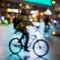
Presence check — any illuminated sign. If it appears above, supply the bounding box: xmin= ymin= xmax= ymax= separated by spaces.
xmin=23 ymin=0 xmax=52 ymax=6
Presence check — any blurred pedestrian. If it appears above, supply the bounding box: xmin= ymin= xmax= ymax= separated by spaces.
xmin=39 ymin=15 xmax=55 ymax=38
xmin=13 ymin=13 xmax=19 ymax=29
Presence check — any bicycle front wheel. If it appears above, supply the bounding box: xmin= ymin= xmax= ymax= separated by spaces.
xmin=33 ymin=39 xmax=49 ymax=57
xmin=9 ymin=38 xmax=22 ymax=54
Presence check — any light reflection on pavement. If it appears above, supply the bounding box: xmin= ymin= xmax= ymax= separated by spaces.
xmin=0 ymin=24 xmax=60 ymax=60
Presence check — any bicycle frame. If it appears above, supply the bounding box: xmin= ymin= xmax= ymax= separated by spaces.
xmin=13 ymin=26 xmax=45 ymax=49
xmin=9 ymin=28 xmax=49 ymax=56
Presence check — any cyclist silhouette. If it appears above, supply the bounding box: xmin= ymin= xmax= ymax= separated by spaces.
xmin=13 ymin=9 xmax=32 ymax=52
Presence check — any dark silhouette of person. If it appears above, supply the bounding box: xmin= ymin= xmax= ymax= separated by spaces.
xmin=44 ymin=15 xmax=51 ymax=32
xmin=13 ymin=9 xmax=32 ymax=52
xmin=13 ymin=14 xmax=19 ymax=29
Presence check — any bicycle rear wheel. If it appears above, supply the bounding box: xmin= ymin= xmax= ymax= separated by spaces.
xmin=33 ymin=39 xmax=49 ymax=57
xmin=9 ymin=38 xmax=22 ymax=54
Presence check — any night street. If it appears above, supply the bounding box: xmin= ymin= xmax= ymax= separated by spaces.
xmin=0 ymin=23 xmax=60 ymax=60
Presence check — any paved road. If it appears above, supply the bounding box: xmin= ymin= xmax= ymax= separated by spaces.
xmin=0 ymin=23 xmax=60 ymax=60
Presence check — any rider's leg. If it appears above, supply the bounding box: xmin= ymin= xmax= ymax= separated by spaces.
xmin=18 ymin=29 xmax=29 ymax=52
xmin=24 ymin=32 xmax=30 ymax=52
xmin=18 ymin=29 xmax=24 ymax=42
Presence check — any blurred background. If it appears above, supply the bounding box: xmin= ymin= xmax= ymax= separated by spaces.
xmin=0 ymin=0 xmax=60 ymax=60
xmin=0 ymin=0 xmax=60 ymax=24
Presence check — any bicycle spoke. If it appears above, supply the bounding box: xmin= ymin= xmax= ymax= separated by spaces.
xmin=33 ymin=40 xmax=49 ymax=57
xmin=9 ymin=38 xmax=22 ymax=54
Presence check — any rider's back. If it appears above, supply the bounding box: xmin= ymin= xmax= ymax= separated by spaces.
xmin=15 ymin=15 xmax=32 ymax=31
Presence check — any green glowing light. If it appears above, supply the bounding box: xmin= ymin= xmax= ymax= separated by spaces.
xmin=4 ymin=20 xmax=8 ymax=25
xmin=0 ymin=20 xmax=2 ymax=24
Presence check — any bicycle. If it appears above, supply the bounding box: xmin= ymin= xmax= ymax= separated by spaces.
xmin=9 ymin=30 xmax=49 ymax=57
